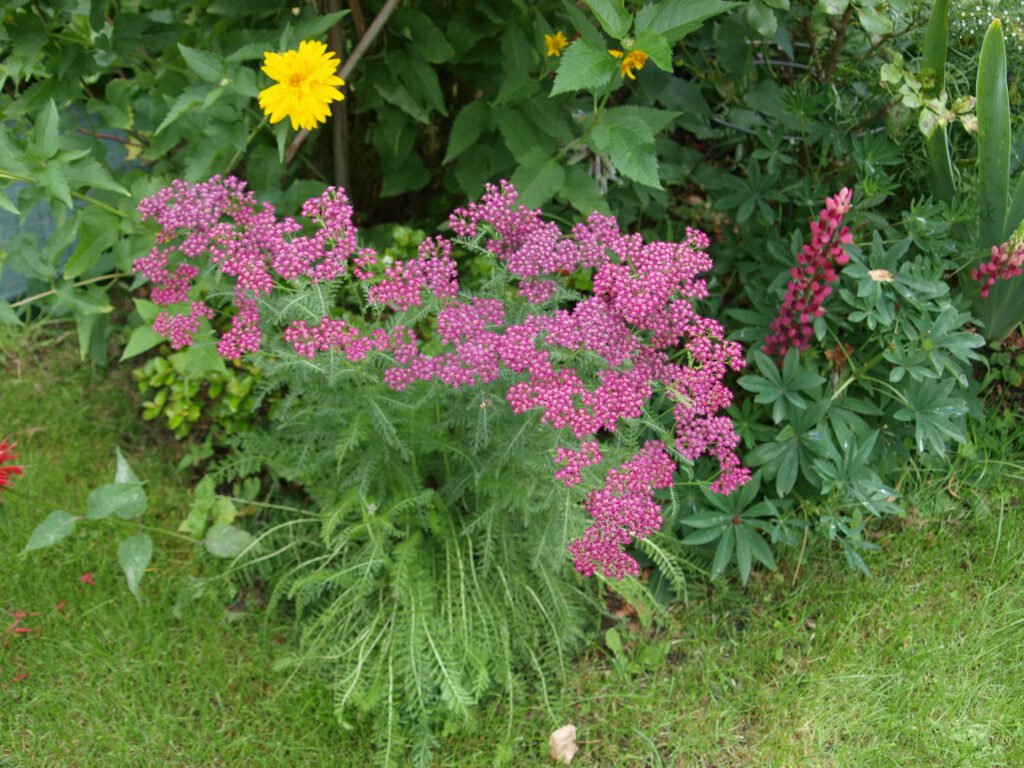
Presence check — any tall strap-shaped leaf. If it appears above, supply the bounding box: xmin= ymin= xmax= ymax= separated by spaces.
xmin=973 ymin=19 xmax=1022 ymax=341
xmin=923 ymin=0 xmax=955 ymax=201
xmin=1006 ymin=170 xmax=1024 ymax=241
xmin=976 ymin=19 xmax=1009 ymax=250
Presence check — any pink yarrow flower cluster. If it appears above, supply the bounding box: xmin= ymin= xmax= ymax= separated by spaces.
xmin=135 ymin=178 xmax=750 ymax=579
xmin=764 ymin=188 xmax=854 ymax=357
xmin=972 ymin=236 xmax=1024 ymax=298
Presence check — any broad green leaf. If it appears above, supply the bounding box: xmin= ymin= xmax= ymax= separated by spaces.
xmin=582 ymin=0 xmax=631 ymax=39
xmin=389 ymin=8 xmax=454 ymax=63
xmin=114 ymin=447 xmax=141 ymax=484
xmin=736 ymin=525 xmax=753 ymax=583
xmin=156 ymin=83 xmax=211 ymax=135
xmin=591 ymin=115 xmax=661 ymax=188
xmin=602 ymin=105 xmax=680 ymax=135
xmin=634 ymin=0 xmax=738 ymax=44
xmin=55 ymin=282 xmax=112 ymax=316
xmin=710 ymin=526 xmax=734 ymax=579
xmin=64 ymin=209 xmax=120 ymax=279
xmin=510 ymin=154 xmax=565 ymax=210
xmin=550 ymin=38 xmax=618 ymax=96
xmin=1006 ymin=171 xmax=1024 ymax=241
xmin=746 ymin=0 xmax=778 ymax=37
xmin=120 ymin=324 xmax=166 ymax=360
xmin=118 ymin=533 xmax=153 ymax=598
xmin=682 ymin=526 xmax=728 ymax=545
xmin=0 ymin=187 xmax=19 ymax=215
xmin=559 ymin=165 xmax=610 ymax=216
xmin=494 ymin=25 xmax=540 ymax=105
xmin=37 ymin=164 xmax=72 ymax=208
xmin=132 ymin=298 xmax=161 ymax=323
xmin=286 ymin=10 xmax=349 ymax=46
xmin=31 ymin=100 xmax=59 ymax=160
xmin=22 ymin=511 xmax=77 ymax=553
xmin=631 ymin=30 xmax=673 ymax=73
xmin=205 ymin=523 xmax=255 ymax=558
xmin=494 ymin=108 xmax=552 ymax=158
xmin=0 ymin=299 xmax=23 ymax=327
xmin=178 ymin=43 xmax=223 ymax=82
xmin=87 ymin=482 xmax=147 ymax=520
xmin=856 ymin=4 xmax=893 ymax=35
xmin=443 ymin=100 xmax=489 ymax=164
xmin=373 ymin=81 xmax=429 ymax=124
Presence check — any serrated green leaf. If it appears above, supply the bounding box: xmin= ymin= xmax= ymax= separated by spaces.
xmin=205 ymin=523 xmax=255 ymax=558
xmin=119 ymin=533 xmax=153 ymax=598
xmin=550 ymin=38 xmax=618 ymax=96
xmin=582 ymin=0 xmax=632 ymax=39
xmin=87 ymin=482 xmax=147 ymax=520
xmin=22 ymin=511 xmax=77 ymax=553
xmin=634 ymin=0 xmax=737 ymax=43
xmin=156 ymin=84 xmax=211 ymax=135
xmin=32 ymin=100 xmax=60 ymax=160
xmin=590 ymin=113 xmax=660 ymax=188
xmin=510 ymin=154 xmax=565 ymax=210
xmin=178 ymin=43 xmax=223 ymax=81
xmin=37 ymin=164 xmax=72 ymax=208
xmin=559 ymin=165 xmax=610 ymax=216
xmin=389 ymin=8 xmax=454 ymax=63
xmin=631 ymin=30 xmax=673 ymax=72
xmin=444 ymin=100 xmax=489 ymax=164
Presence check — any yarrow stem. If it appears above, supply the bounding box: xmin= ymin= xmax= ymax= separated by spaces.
xmin=133 ymin=177 xmax=750 ymax=579
xmin=764 ymin=188 xmax=854 ymax=358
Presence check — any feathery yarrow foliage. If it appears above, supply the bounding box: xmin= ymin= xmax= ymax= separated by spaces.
xmin=133 ymin=176 xmax=748 ymax=763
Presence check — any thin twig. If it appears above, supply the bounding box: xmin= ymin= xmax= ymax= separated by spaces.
xmin=284 ymin=0 xmax=401 ymax=166
xmin=328 ymin=0 xmax=350 ymax=189
xmin=74 ymin=127 xmax=143 ymax=147
xmin=348 ymin=0 xmax=367 ymax=38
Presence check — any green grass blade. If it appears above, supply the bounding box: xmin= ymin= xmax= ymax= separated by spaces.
xmin=923 ymin=0 xmax=955 ymax=201
xmin=976 ymin=18 xmax=1009 ymax=250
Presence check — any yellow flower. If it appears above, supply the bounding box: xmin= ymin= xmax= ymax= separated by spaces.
xmin=608 ymin=49 xmax=649 ymax=80
xmin=258 ymin=40 xmax=345 ymax=131
xmin=545 ymin=30 xmax=569 ymax=57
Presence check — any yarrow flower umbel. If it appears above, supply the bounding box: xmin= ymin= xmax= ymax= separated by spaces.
xmin=0 ymin=437 xmax=24 ymax=503
xmin=258 ymin=40 xmax=345 ymax=131
xmin=134 ymin=178 xmax=750 ymax=580
xmin=763 ymin=188 xmax=854 ymax=358
xmin=972 ymin=236 xmax=1024 ymax=298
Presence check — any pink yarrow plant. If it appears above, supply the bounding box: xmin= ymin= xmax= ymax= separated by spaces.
xmin=763 ymin=188 xmax=854 ymax=358
xmin=134 ymin=177 xmax=749 ymax=579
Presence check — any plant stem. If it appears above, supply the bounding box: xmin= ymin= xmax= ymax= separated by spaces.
xmin=225 ymin=115 xmax=269 ymax=175
xmin=10 ymin=272 xmax=132 ymax=309
xmin=284 ymin=0 xmax=401 ymax=167
xmin=0 ymin=170 xmax=126 ymax=216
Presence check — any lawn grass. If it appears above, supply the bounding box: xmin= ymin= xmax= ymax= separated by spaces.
xmin=2 ymin=327 xmax=1022 ymax=767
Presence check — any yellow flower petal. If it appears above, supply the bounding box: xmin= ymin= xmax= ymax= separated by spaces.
xmin=258 ymin=39 xmax=345 ymax=131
